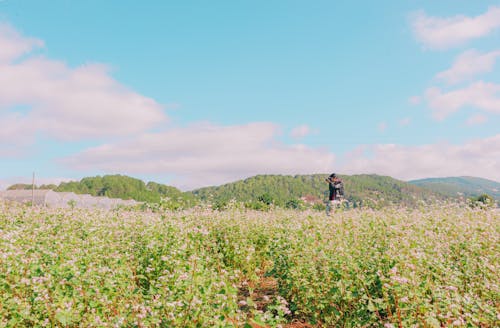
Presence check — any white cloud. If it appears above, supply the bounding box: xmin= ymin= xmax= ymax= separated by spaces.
xmin=425 ymin=81 xmax=500 ymax=120
xmin=377 ymin=122 xmax=387 ymax=132
xmin=398 ymin=117 xmax=411 ymax=126
xmin=466 ymin=114 xmax=488 ymax=125
xmin=0 ymin=111 xmax=34 ymax=156
xmin=340 ymin=134 xmax=500 ymax=182
xmin=61 ymin=122 xmax=336 ymax=190
xmin=290 ymin=124 xmax=311 ymax=139
xmin=0 ymin=23 xmax=44 ymax=63
xmin=436 ymin=49 xmax=500 ymax=84
xmin=409 ymin=96 xmax=421 ymax=105
xmin=0 ymin=23 xmax=167 ymax=146
xmin=411 ymin=7 xmax=500 ymax=49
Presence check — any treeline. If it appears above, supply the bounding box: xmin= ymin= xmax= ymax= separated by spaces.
xmin=55 ymin=175 xmax=196 ymax=205
xmin=8 ymin=183 xmax=58 ymax=190
xmin=192 ymin=174 xmax=448 ymax=209
xmin=8 ymin=175 xmax=195 ymax=206
xmin=7 ymin=173 xmax=451 ymax=209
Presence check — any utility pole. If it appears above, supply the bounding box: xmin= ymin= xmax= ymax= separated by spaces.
xmin=32 ymin=172 xmax=35 ymax=207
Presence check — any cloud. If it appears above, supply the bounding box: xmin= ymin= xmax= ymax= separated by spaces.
xmin=398 ymin=117 xmax=411 ymax=126
xmin=436 ymin=49 xmax=500 ymax=84
xmin=340 ymin=134 xmax=500 ymax=182
xmin=408 ymin=96 xmax=421 ymax=105
xmin=411 ymin=6 xmax=500 ymax=49
xmin=425 ymin=81 xmax=500 ymax=120
xmin=0 ymin=23 xmax=167 ymax=147
xmin=0 ymin=23 xmax=44 ymax=63
xmin=290 ymin=124 xmax=311 ymax=139
xmin=61 ymin=122 xmax=336 ymax=190
xmin=465 ymin=114 xmax=487 ymax=126
xmin=0 ymin=111 xmax=35 ymax=156
xmin=377 ymin=122 xmax=387 ymax=132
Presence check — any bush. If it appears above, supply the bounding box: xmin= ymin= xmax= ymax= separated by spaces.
xmin=258 ymin=193 xmax=274 ymax=206
xmin=469 ymin=194 xmax=495 ymax=208
xmin=245 ymin=201 xmax=270 ymax=211
xmin=285 ymin=199 xmax=301 ymax=209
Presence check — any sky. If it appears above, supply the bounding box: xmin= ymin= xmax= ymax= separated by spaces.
xmin=0 ymin=0 xmax=499 ymax=191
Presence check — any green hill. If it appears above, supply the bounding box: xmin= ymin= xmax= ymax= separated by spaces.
xmin=55 ymin=174 xmax=196 ymax=205
xmin=409 ymin=176 xmax=500 ymax=201
xmin=11 ymin=174 xmax=487 ymax=209
xmin=191 ymin=174 xmax=449 ymax=208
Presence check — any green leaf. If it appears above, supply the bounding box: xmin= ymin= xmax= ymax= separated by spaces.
xmin=425 ymin=316 xmax=441 ymax=328
xmin=56 ymin=310 xmax=73 ymax=326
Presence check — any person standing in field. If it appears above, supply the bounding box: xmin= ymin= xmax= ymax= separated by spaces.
xmin=325 ymin=173 xmax=344 ymax=215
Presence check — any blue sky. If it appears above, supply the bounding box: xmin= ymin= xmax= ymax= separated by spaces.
xmin=0 ymin=0 xmax=499 ymax=190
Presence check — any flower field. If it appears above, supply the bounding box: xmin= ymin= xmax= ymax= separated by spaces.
xmin=0 ymin=202 xmax=498 ymax=327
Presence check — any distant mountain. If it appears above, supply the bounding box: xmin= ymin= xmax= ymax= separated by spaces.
xmin=191 ymin=174 xmax=449 ymax=208
xmin=409 ymin=176 xmax=500 ymax=200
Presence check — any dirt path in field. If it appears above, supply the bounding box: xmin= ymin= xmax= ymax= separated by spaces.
xmin=238 ymin=276 xmax=278 ymax=312
xmin=237 ymin=275 xmax=313 ymax=328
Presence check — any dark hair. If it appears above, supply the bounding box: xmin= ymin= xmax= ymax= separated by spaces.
xmin=329 ymin=173 xmax=336 ymax=178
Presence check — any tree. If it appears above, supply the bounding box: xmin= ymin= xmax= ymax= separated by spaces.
xmin=7 ymin=184 xmax=32 ymax=190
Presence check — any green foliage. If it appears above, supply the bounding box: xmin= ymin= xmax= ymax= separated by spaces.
xmin=0 ymin=203 xmax=498 ymax=326
xmin=55 ymin=174 xmax=196 ymax=207
xmin=6 ymin=173 xmax=467 ymax=210
xmin=257 ymin=192 xmax=274 ymax=205
xmin=410 ymin=176 xmax=500 ymax=201
xmin=7 ymin=183 xmax=57 ymax=190
xmin=57 ymin=175 xmax=155 ymax=201
xmin=469 ymin=193 xmax=495 ymax=208
xmin=192 ymin=174 xmax=449 ymax=209
xmin=212 ymin=199 xmax=228 ymax=211
xmin=7 ymin=183 xmax=33 ymax=190
xmin=312 ymin=203 xmax=326 ymax=211
xmin=285 ymin=199 xmax=302 ymax=209
xmin=244 ymin=200 xmax=270 ymax=211
xmin=67 ymin=199 xmax=77 ymax=209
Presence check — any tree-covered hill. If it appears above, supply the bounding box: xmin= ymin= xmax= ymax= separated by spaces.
xmin=6 ymin=173 xmax=463 ymax=208
xmin=55 ymin=175 xmax=195 ymax=204
xmin=191 ymin=174 xmax=449 ymax=208
xmin=409 ymin=176 xmax=500 ymax=201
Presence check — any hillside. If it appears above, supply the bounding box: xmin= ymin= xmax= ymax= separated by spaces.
xmin=409 ymin=176 xmax=500 ymax=201
xmin=55 ymin=175 xmax=196 ymax=205
xmin=10 ymin=174 xmax=486 ymax=209
xmin=191 ymin=174 xmax=449 ymax=208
